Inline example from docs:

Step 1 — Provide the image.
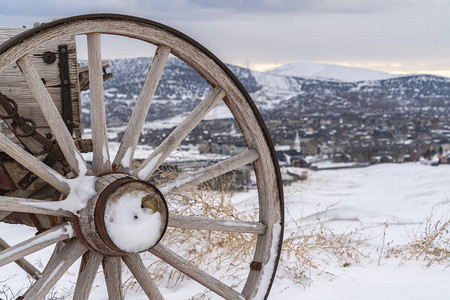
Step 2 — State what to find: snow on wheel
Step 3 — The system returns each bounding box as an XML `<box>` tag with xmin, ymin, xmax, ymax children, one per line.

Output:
<box><xmin>0</xmin><ymin>14</ymin><xmax>283</xmax><ymax>299</ymax></box>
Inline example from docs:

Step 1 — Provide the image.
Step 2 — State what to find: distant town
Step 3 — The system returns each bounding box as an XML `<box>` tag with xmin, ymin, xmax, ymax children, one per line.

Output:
<box><xmin>81</xmin><ymin>58</ymin><xmax>450</xmax><ymax>169</ymax></box>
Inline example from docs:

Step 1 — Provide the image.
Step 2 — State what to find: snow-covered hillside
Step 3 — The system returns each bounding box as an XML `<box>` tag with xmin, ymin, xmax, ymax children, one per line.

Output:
<box><xmin>267</xmin><ymin>62</ymin><xmax>396</xmax><ymax>82</ymax></box>
<box><xmin>1</xmin><ymin>163</ymin><xmax>448</xmax><ymax>299</ymax></box>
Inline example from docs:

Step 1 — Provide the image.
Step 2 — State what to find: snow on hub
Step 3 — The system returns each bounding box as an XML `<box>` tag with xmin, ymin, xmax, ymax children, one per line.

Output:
<box><xmin>75</xmin><ymin>174</ymin><xmax>169</xmax><ymax>256</ymax></box>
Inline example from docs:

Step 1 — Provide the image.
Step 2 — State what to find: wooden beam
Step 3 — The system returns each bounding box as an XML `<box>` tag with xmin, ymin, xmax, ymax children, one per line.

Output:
<box><xmin>122</xmin><ymin>253</ymin><xmax>164</xmax><ymax>300</ymax></box>
<box><xmin>16</xmin><ymin>55</ymin><xmax>88</xmax><ymax>175</ymax></box>
<box><xmin>87</xmin><ymin>33</ymin><xmax>111</xmax><ymax>173</ymax></box>
<box><xmin>150</xmin><ymin>243</ymin><xmax>245</xmax><ymax>300</ymax></box>
<box><xmin>73</xmin><ymin>251</ymin><xmax>103</xmax><ymax>300</ymax></box>
<box><xmin>0</xmin><ymin>223</ymin><xmax>73</xmax><ymax>268</ymax></box>
<box><xmin>0</xmin><ymin>196</ymin><xmax>72</xmax><ymax>217</ymax></box>
<box><xmin>168</xmin><ymin>215</ymin><xmax>266</xmax><ymax>235</ymax></box>
<box><xmin>0</xmin><ymin>133</ymin><xmax>69</xmax><ymax>194</ymax></box>
<box><xmin>0</xmin><ymin>237</ymin><xmax>41</xmax><ymax>280</ymax></box>
<box><xmin>159</xmin><ymin>148</ymin><xmax>259</xmax><ymax>195</ymax></box>
<box><xmin>22</xmin><ymin>238</ymin><xmax>87</xmax><ymax>300</ymax></box>
<box><xmin>102</xmin><ymin>256</ymin><xmax>124</xmax><ymax>300</ymax></box>
<box><xmin>113</xmin><ymin>45</ymin><xmax>170</xmax><ymax>172</ymax></box>
<box><xmin>133</xmin><ymin>87</ymin><xmax>225</xmax><ymax>180</ymax></box>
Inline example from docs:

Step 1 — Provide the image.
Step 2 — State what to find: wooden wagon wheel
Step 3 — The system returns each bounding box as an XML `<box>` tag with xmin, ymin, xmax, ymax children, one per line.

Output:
<box><xmin>0</xmin><ymin>14</ymin><xmax>283</xmax><ymax>299</ymax></box>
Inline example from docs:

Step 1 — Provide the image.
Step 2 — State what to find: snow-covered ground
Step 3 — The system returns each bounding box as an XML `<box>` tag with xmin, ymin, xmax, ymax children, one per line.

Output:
<box><xmin>0</xmin><ymin>163</ymin><xmax>449</xmax><ymax>299</ymax></box>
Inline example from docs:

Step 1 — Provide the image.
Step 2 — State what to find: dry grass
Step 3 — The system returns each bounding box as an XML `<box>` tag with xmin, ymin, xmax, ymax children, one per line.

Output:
<box><xmin>124</xmin><ymin>168</ymin><xmax>450</xmax><ymax>296</ymax></box>
<box><xmin>280</xmin><ymin>216</ymin><xmax>369</xmax><ymax>287</ymax></box>
<box><xmin>385</xmin><ymin>202</ymin><xmax>450</xmax><ymax>267</ymax></box>
<box><xmin>123</xmin><ymin>176</ymin><xmax>258</xmax><ymax>296</ymax></box>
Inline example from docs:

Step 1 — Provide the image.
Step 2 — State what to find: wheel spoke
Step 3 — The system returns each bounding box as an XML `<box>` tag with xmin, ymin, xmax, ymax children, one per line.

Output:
<box><xmin>133</xmin><ymin>87</ymin><xmax>226</xmax><ymax>180</ymax></box>
<box><xmin>87</xmin><ymin>33</ymin><xmax>111</xmax><ymax>173</ymax></box>
<box><xmin>113</xmin><ymin>45</ymin><xmax>171</xmax><ymax>172</ymax></box>
<box><xmin>150</xmin><ymin>243</ymin><xmax>245</xmax><ymax>300</ymax></box>
<box><xmin>0</xmin><ymin>211</ymin><xmax>11</xmax><ymax>222</ymax></box>
<box><xmin>102</xmin><ymin>256</ymin><xmax>123</xmax><ymax>300</ymax></box>
<box><xmin>16</xmin><ymin>55</ymin><xmax>89</xmax><ymax>176</ymax></box>
<box><xmin>22</xmin><ymin>238</ymin><xmax>87</xmax><ymax>300</ymax></box>
<box><xmin>168</xmin><ymin>215</ymin><xmax>266</xmax><ymax>235</ymax></box>
<box><xmin>122</xmin><ymin>253</ymin><xmax>164</xmax><ymax>300</ymax></box>
<box><xmin>73</xmin><ymin>251</ymin><xmax>103</xmax><ymax>300</ymax></box>
<box><xmin>0</xmin><ymin>196</ymin><xmax>72</xmax><ymax>217</ymax></box>
<box><xmin>0</xmin><ymin>237</ymin><xmax>41</xmax><ymax>280</ymax></box>
<box><xmin>159</xmin><ymin>148</ymin><xmax>259</xmax><ymax>195</ymax></box>
<box><xmin>0</xmin><ymin>133</ymin><xmax>70</xmax><ymax>194</ymax></box>
<box><xmin>0</xmin><ymin>222</ymin><xmax>74</xmax><ymax>267</ymax></box>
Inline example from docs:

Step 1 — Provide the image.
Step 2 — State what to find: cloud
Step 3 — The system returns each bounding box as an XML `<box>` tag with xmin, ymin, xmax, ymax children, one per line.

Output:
<box><xmin>0</xmin><ymin>0</ymin><xmax>415</xmax><ymax>21</ymax></box>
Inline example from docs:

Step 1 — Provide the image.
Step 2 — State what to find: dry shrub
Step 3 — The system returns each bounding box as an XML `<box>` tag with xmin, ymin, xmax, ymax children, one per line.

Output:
<box><xmin>123</xmin><ymin>176</ymin><xmax>258</xmax><ymax>296</ymax></box>
<box><xmin>385</xmin><ymin>202</ymin><xmax>450</xmax><ymax>267</ymax></box>
<box><xmin>280</xmin><ymin>216</ymin><xmax>369</xmax><ymax>287</ymax></box>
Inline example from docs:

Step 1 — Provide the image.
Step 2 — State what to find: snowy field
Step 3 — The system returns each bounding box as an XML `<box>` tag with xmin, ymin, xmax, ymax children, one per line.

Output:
<box><xmin>0</xmin><ymin>162</ymin><xmax>449</xmax><ymax>299</ymax></box>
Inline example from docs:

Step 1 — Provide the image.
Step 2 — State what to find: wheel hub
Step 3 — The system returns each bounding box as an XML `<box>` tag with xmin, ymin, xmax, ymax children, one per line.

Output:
<box><xmin>75</xmin><ymin>174</ymin><xmax>168</xmax><ymax>256</ymax></box>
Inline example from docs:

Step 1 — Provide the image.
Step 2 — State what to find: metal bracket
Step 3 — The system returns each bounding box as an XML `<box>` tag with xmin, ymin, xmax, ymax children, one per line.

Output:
<box><xmin>0</xmin><ymin>153</ymin><xmax>17</xmax><ymax>193</ymax></box>
<box><xmin>17</xmin><ymin>145</ymin><xmax>64</xmax><ymax>190</ymax></box>
<box><xmin>58</xmin><ymin>45</ymin><xmax>73</xmax><ymax>134</ymax></box>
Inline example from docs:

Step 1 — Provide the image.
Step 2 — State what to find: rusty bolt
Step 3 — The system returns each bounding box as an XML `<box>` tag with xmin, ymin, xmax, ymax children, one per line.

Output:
<box><xmin>43</xmin><ymin>51</ymin><xmax>56</xmax><ymax>64</ymax></box>
<box><xmin>250</xmin><ymin>261</ymin><xmax>262</xmax><ymax>271</ymax></box>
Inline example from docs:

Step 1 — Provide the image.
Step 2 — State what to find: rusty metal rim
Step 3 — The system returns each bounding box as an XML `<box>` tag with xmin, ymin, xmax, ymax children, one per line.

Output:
<box><xmin>0</xmin><ymin>14</ymin><xmax>284</xmax><ymax>299</ymax></box>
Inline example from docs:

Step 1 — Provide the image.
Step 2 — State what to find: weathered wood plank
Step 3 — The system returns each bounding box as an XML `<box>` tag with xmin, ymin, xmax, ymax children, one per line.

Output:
<box><xmin>16</xmin><ymin>55</ymin><xmax>87</xmax><ymax>175</ymax></box>
<box><xmin>150</xmin><ymin>243</ymin><xmax>245</xmax><ymax>300</ymax></box>
<box><xmin>122</xmin><ymin>253</ymin><xmax>164</xmax><ymax>300</ymax></box>
<box><xmin>0</xmin><ymin>196</ymin><xmax>72</xmax><ymax>217</ymax></box>
<box><xmin>102</xmin><ymin>256</ymin><xmax>123</xmax><ymax>300</ymax></box>
<box><xmin>0</xmin><ymin>28</ymin><xmax>82</xmax><ymax>138</ymax></box>
<box><xmin>113</xmin><ymin>45</ymin><xmax>170</xmax><ymax>172</ymax></box>
<box><xmin>133</xmin><ymin>87</ymin><xmax>225</xmax><ymax>180</ymax></box>
<box><xmin>0</xmin><ymin>132</ymin><xmax>70</xmax><ymax>194</ymax></box>
<box><xmin>159</xmin><ymin>148</ymin><xmax>259</xmax><ymax>195</ymax></box>
<box><xmin>0</xmin><ymin>211</ymin><xmax>11</xmax><ymax>222</ymax></box>
<box><xmin>87</xmin><ymin>33</ymin><xmax>110</xmax><ymax>173</ymax></box>
<box><xmin>0</xmin><ymin>222</ymin><xmax>73</xmax><ymax>267</ymax></box>
<box><xmin>168</xmin><ymin>215</ymin><xmax>266</xmax><ymax>235</ymax></box>
<box><xmin>73</xmin><ymin>251</ymin><xmax>103</xmax><ymax>300</ymax></box>
<box><xmin>22</xmin><ymin>238</ymin><xmax>87</xmax><ymax>300</ymax></box>
<box><xmin>0</xmin><ymin>237</ymin><xmax>41</xmax><ymax>280</ymax></box>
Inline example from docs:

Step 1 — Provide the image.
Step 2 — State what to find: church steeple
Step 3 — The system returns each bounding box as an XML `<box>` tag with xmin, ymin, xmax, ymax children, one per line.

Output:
<box><xmin>294</xmin><ymin>130</ymin><xmax>301</xmax><ymax>152</ymax></box>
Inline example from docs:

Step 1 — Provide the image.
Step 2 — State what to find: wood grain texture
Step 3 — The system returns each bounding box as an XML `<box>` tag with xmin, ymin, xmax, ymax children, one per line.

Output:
<box><xmin>0</xmin><ymin>132</ymin><xmax>70</xmax><ymax>194</ymax></box>
<box><xmin>0</xmin><ymin>28</ymin><xmax>82</xmax><ymax>138</ymax></box>
<box><xmin>0</xmin><ymin>211</ymin><xmax>11</xmax><ymax>222</ymax></box>
<box><xmin>102</xmin><ymin>256</ymin><xmax>123</xmax><ymax>300</ymax></box>
<box><xmin>0</xmin><ymin>237</ymin><xmax>41</xmax><ymax>280</ymax></box>
<box><xmin>114</xmin><ymin>45</ymin><xmax>170</xmax><ymax>172</ymax></box>
<box><xmin>0</xmin><ymin>196</ymin><xmax>72</xmax><ymax>217</ymax></box>
<box><xmin>0</xmin><ymin>222</ymin><xmax>73</xmax><ymax>267</ymax></box>
<box><xmin>168</xmin><ymin>215</ymin><xmax>266</xmax><ymax>235</ymax></box>
<box><xmin>133</xmin><ymin>87</ymin><xmax>225</xmax><ymax>180</ymax></box>
<box><xmin>16</xmin><ymin>55</ymin><xmax>87</xmax><ymax>176</ymax></box>
<box><xmin>23</xmin><ymin>238</ymin><xmax>87</xmax><ymax>300</ymax></box>
<box><xmin>87</xmin><ymin>33</ymin><xmax>111</xmax><ymax>173</ymax></box>
<box><xmin>73</xmin><ymin>251</ymin><xmax>103</xmax><ymax>300</ymax></box>
<box><xmin>159</xmin><ymin>148</ymin><xmax>259</xmax><ymax>195</ymax></box>
<box><xmin>151</xmin><ymin>243</ymin><xmax>245</xmax><ymax>300</ymax></box>
<box><xmin>122</xmin><ymin>253</ymin><xmax>164</xmax><ymax>300</ymax></box>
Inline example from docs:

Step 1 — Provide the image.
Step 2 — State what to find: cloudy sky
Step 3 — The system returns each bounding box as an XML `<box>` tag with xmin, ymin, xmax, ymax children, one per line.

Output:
<box><xmin>1</xmin><ymin>0</ymin><xmax>450</xmax><ymax>76</ymax></box>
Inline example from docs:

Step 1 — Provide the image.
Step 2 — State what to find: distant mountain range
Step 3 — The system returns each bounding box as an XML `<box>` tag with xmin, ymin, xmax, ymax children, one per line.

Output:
<box><xmin>80</xmin><ymin>58</ymin><xmax>450</xmax><ymax>126</ymax></box>
<box><xmin>266</xmin><ymin>62</ymin><xmax>397</xmax><ymax>82</ymax></box>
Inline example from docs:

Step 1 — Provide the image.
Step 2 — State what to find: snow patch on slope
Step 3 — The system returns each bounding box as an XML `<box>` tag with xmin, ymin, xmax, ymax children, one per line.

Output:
<box><xmin>267</xmin><ymin>62</ymin><xmax>397</xmax><ymax>82</ymax></box>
